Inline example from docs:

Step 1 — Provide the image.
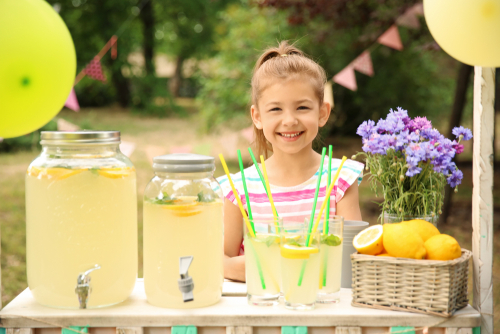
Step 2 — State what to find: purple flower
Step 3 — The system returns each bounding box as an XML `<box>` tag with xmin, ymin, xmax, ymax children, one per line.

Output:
<box><xmin>452</xmin><ymin>140</ymin><xmax>464</xmax><ymax>154</ymax></box>
<box><xmin>357</xmin><ymin>120</ymin><xmax>376</xmax><ymax>139</ymax></box>
<box><xmin>452</xmin><ymin>126</ymin><xmax>473</xmax><ymax>141</ymax></box>
<box><xmin>447</xmin><ymin>169</ymin><xmax>463</xmax><ymax>187</ymax></box>
<box><xmin>412</xmin><ymin>117</ymin><xmax>432</xmax><ymax>131</ymax></box>
<box><xmin>421</xmin><ymin>128</ymin><xmax>443</xmax><ymax>142</ymax></box>
<box><xmin>406</xmin><ymin>165</ymin><xmax>422</xmax><ymax>177</ymax></box>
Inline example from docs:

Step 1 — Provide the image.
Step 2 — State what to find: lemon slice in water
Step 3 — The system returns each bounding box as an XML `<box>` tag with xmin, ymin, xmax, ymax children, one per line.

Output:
<box><xmin>280</xmin><ymin>244</ymin><xmax>318</xmax><ymax>259</ymax></box>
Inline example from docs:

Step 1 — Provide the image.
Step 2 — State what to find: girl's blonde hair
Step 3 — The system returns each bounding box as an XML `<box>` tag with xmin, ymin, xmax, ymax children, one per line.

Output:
<box><xmin>251</xmin><ymin>41</ymin><xmax>327</xmax><ymax>158</ymax></box>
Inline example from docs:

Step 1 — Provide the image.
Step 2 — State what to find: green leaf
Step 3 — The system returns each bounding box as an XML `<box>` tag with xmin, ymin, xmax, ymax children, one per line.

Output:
<box><xmin>197</xmin><ymin>191</ymin><xmax>216</xmax><ymax>203</ymax></box>
<box><xmin>321</xmin><ymin>234</ymin><xmax>341</xmax><ymax>246</ymax></box>
<box><xmin>89</xmin><ymin>167</ymin><xmax>100</xmax><ymax>175</ymax></box>
<box><xmin>264</xmin><ymin>236</ymin><xmax>277</xmax><ymax>247</ymax></box>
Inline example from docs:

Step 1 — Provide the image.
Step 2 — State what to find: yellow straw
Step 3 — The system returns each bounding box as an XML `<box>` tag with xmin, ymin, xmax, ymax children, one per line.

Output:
<box><xmin>309</xmin><ymin>156</ymin><xmax>347</xmax><ymax>242</ymax></box>
<box><xmin>219</xmin><ymin>154</ymin><xmax>255</xmax><ymax>238</ymax></box>
<box><xmin>259</xmin><ymin>156</ymin><xmax>280</xmax><ymax>232</ymax></box>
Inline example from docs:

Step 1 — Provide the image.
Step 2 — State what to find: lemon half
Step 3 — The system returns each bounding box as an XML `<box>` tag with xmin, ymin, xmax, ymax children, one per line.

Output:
<box><xmin>353</xmin><ymin>225</ymin><xmax>384</xmax><ymax>255</ymax></box>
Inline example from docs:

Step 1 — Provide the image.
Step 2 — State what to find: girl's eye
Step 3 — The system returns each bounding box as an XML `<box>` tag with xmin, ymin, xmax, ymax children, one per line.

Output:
<box><xmin>298</xmin><ymin>106</ymin><xmax>310</xmax><ymax>110</ymax></box>
<box><xmin>269</xmin><ymin>107</ymin><xmax>281</xmax><ymax>112</ymax></box>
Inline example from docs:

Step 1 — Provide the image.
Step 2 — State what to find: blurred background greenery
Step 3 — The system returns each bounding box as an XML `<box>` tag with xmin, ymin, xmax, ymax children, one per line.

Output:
<box><xmin>0</xmin><ymin>0</ymin><xmax>498</xmax><ymax>328</ymax></box>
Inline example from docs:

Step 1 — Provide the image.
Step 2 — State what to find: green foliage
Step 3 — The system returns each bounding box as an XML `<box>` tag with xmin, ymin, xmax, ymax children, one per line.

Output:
<box><xmin>196</xmin><ymin>5</ymin><xmax>293</xmax><ymax>129</ymax></box>
<box><xmin>354</xmin><ymin>149</ymin><xmax>444</xmax><ymax>222</ymax></box>
<box><xmin>0</xmin><ymin>120</ymin><xmax>58</xmax><ymax>153</ymax></box>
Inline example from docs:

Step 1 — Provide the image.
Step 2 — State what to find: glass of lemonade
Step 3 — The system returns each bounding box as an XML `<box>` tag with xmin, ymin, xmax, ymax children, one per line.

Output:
<box><xmin>279</xmin><ymin>225</ymin><xmax>321</xmax><ymax>310</ymax></box>
<box><xmin>244</xmin><ymin>217</ymin><xmax>282</xmax><ymax>306</ymax></box>
<box><xmin>307</xmin><ymin>215</ymin><xmax>344</xmax><ymax>303</ymax></box>
<box><xmin>143</xmin><ymin>154</ymin><xmax>224</xmax><ymax>309</ymax></box>
<box><xmin>25</xmin><ymin>131</ymin><xmax>137</xmax><ymax>309</ymax></box>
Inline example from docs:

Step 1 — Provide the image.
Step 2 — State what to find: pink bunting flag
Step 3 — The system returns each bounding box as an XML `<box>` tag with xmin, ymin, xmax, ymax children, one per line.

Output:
<box><xmin>396</xmin><ymin>5</ymin><xmax>421</xmax><ymax>29</ymax></box>
<box><xmin>64</xmin><ymin>88</ymin><xmax>80</xmax><ymax>112</ymax></box>
<box><xmin>170</xmin><ymin>145</ymin><xmax>192</xmax><ymax>154</ymax></box>
<box><xmin>352</xmin><ymin>51</ymin><xmax>374</xmax><ymax>77</ymax></box>
<box><xmin>240</xmin><ymin>126</ymin><xmax>255</xmax><ymax>143</ymax></box>
<box><xmin>84</xmin><ymin>56</ymin><xmax>107</xmax><ymax>82</ymax></box>
<box><xmin>378</xmin><ymin>25</ymin><xmax>403</xmax><ymax>51</ymax></box>
<box><xmin>333</xmin><ymin>65</ymin><xmax>357</xmax><ymax>91</ymax></box>
<box><xmin>120</xmin><ymin>141</ymin><xmax>136</xmax><ymax>158</ymax></box>
<box><xmin>57</xmin><ymin>118</ymin><xmax>80</xmax><ymax>132</ymax></box>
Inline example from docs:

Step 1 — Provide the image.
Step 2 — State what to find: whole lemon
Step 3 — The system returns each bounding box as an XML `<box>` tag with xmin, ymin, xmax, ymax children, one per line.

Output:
<box><xmin>424</xmin><ymin>234</ymin><xmax>462</xmax><ymax>261</ymax></box>
<box><xmin>402</xmin><ymin>219</ymin><xmax>440</xmax><ymax>242</ymax></box>
<box><xmin>383</xmin><ymin>223</ymin><xmax>427</xmax><ymax>259</ymax></box>
<box><xmin>377</xmin><ymin>252</ymin><xmax>393</xmax><ymax>257</ymax></box>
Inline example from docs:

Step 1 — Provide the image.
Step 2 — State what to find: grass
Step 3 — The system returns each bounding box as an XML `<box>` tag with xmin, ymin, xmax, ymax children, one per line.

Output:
<box><xmin>0</xmin><ymin>107</ymin><xmax>498</xmax><ymax>331</ymax></box>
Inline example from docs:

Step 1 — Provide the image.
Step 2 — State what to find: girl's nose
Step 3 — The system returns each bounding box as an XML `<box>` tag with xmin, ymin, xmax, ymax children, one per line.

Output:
<box><xmin>282</xmin><ymin>111</ymin><xmax>299</xmax><ymax>126</ymax></box>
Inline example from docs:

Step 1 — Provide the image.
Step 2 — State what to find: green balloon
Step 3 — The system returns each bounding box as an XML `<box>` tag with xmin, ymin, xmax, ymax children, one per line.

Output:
<box><xmin>0</xmin><ymin>0</ymin><xmax>76</xmax><ymax>138</ymax></box>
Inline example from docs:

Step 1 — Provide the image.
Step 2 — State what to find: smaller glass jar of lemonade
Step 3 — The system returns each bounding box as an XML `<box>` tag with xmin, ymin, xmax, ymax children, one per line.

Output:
<box><xmin>26</xmin><ymin>131</ymin><xmax>137</xmax><ymax>309</ymax></box>
<box><xmin>143</xmin><ymin>153</ymin><xmax>223</xmax><ymax>308</ymax></box>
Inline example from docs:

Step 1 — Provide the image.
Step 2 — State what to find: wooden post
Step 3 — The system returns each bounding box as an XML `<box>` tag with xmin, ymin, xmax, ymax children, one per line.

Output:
<box><xmin>472</xmin><ymin>66</ymin><xmax>495</xmax><ymax>334</ymax></box>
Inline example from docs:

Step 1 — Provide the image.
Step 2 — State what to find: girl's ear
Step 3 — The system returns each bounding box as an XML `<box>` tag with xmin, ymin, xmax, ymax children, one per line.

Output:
<box><xmin>251</xmin><ymin>105</ymin><xmax>263</xmax><ymax>129</ymax></box>
<box><xmin>318</xmin><ymin>101</ymin><xmax>331</xmax><ymax>128</ymax></box>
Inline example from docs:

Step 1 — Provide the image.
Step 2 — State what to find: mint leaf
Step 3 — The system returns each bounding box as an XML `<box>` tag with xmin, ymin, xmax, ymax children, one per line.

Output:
<box><xmin>264</xmin><ymin>236</ymin><xmax>277</xmax><ymax>247</ymax></box>
<box><xmin>89</xmin><ymin>167</ymin><xmax>100</xmax><ymax>175</ymax></box>
<box><xmin>151</xmin><ymin>193</ymin><xmax>176</xmax><ymax>205</ymax></box>
<box><xmin>197</xmin><ymin>191</ymin><xmax>216</xmax><ymax>203</ymax></box>
<box><xmin>286</xmin><ymin>240</ymin><xmax>302</xmax><ymax>247</ymax></box>
<box><xmin>321</xmin><ymin>234</ymin><xmax>342</xmax><ymax>246</ymax></box>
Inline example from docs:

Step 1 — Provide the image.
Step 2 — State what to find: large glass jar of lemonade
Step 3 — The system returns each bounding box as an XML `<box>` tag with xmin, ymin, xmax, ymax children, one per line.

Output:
<box><xmin>143</xmin><ymin>153</ymin><xmax>223</xmax><ymax>308</ymax></box>
<box><xmin>25</xmin><ymin>131</ymin><xmax>137</xmax><ymax>309</ymax></box>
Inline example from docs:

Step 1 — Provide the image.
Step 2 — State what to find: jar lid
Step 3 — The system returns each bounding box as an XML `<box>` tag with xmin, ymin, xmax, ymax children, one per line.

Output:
<box><xmin>153</xmin><ymin>153</ymin><xmax>215</xmax><ymax>173</ymax></box>
<box><xmin>40</xmin><ymin>131</ymin><xmax>120</xmax><ymax>145</ymax></box>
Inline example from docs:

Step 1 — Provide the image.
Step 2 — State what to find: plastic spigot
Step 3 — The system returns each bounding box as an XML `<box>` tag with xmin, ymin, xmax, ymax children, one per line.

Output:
<box><xmin>178</xmin><ymin>256</ymin><xmax>194</xmax><ymax>302</ymax></box>
<box><xmin>75</xmin><ymin>264</ymin><xmax>101</xmax><ymax>309</ymax></box>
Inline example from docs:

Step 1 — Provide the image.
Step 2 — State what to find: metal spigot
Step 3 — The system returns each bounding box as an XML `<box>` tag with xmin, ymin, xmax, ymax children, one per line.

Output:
<box><xmin>178</xmin><ymin>256</ymin><xmax>194</xmax><ymax>302</ymax></box>
<box><xmin>75</xmin><ymin>264</ymin><xmax>101</xmax><ymax>309</ymax></box>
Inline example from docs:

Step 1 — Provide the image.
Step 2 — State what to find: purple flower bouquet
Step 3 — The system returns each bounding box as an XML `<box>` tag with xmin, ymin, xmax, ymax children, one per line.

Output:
<box><xmin>354</xmin><ymin>107</ymin><xmax>472</xmax><ymax>223</ymax></box>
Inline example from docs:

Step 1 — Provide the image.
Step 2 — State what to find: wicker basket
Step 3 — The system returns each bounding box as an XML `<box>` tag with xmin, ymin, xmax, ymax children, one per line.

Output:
<box><xmin>351</xmin><ymin>249</ymin><xmax>471</xmax><ymax>317</ymax></box>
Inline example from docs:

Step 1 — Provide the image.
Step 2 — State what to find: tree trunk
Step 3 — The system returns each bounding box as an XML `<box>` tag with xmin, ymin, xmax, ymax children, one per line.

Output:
<box><xmin>140</xmin><ymin>0</ymin><xmax>155</xmax><ymax>75</ymax></box>
<box><xmin>169</xmin><ymin>56</ymin><xmax>184</xmax><ymax>97</ymax></box>
<box><xmin>439</xmin><ymin>63</ymin><xmax>473</xmax><ymax>225</ymax></box>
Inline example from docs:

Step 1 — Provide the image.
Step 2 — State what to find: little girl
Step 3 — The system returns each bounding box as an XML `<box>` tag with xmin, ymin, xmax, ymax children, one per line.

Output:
<box><xmin>218</xmin><ymin>41</ymin><xmax>364</xmax><ymax>282</ymax></box>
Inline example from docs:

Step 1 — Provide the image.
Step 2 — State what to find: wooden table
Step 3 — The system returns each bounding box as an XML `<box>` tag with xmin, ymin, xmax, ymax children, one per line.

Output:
<box><xmin>0</xmin><ymin>279</ymin><xmax>480</xmax><ymax>334</ymax></box>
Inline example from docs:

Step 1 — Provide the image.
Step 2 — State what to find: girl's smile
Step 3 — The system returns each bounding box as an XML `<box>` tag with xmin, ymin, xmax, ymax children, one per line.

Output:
<box><xmin>277</xmin><ymin>131</ymin><xmax>305</xmax><ymax>141</ymax></box>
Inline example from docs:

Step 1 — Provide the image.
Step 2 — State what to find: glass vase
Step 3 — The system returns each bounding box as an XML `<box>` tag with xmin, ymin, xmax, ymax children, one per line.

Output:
<box><xmin>382</xmin><ymin>212</ymin><xmax>438</xmax><ymax>227</ymax></box>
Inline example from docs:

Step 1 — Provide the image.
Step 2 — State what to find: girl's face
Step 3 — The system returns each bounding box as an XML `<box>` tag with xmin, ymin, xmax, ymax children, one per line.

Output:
<box><xmin>251</xmin><ymin>77</ymin><xmax>330</xmax><ymax>156</ymax></box>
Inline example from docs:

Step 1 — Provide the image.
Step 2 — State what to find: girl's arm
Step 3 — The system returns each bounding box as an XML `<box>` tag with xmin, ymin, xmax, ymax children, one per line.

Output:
<box><xmin>223</xmin><ymin>198</ymin><xmax>246</xmax><ymax>282</ymax></box>
<box><xmin>336</xmin><ymin>182</ymin><xmax>363</xmax><ymax>221</ymax></box>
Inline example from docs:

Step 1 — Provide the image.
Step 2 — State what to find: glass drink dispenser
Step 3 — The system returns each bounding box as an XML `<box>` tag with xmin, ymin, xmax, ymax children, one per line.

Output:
<box><xmin>143</xmin><ymin>153</ymin><xmax>224</xmax><ymax>308</ymax></box>
<box><xmin>25</xmin><ymin>131</ymin><xmax>138</xmax><ymax>309</ymax></box>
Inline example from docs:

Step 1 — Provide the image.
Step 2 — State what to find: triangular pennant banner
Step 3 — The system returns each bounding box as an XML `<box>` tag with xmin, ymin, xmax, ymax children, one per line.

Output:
<box><xmin>352</xmin><ymin>51</ymin><xmax>374</xmax><ymax>77</ymax></box>
<box><xmin>120</xmin><ymin>141</ymin><xmax>136</xmax><ymax>158</ymax></box>
<box><xmin>333</xmin><ymin>66</ymin><xmax>357</xmax><ymax>91</ymax></box>
<box><xmin>64</xmin><ymin>88</ymin><xmax>80</xmax><ymax>112</ymax></box>
<box><xmin>57</xmin><ymin>118</ymin><xmax>80</xmax><ymax>132</ymax></box>
<box><xmin>240</xmin><ymin>126</ymin><xmax>255</xmax><ymax>143</ymax></box>
<box><xmin>396</xmin><ymin>5</ymin><xmax>421</xmax><ymax>29</ymax></box>
<box><xmin>110</xmin><ymin>35</ymin><xmax>118</xmax><ymax>59</ymax></box>
<box><xmin>84</xmin><ymin>57</ymin><xmax>107</xmax><ymax>82</ymax></box>
<box><xmin>377</xmin><ymin>25</ymin><xmax>403</xmax><ymax>51</ymax></box>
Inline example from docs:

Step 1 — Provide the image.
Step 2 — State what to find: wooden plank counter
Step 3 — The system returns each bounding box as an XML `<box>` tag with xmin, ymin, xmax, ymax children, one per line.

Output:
<box><xmin>0</xmin><ymin>279</ymin><xmax>480</xmax><ymax>330</ymax></box>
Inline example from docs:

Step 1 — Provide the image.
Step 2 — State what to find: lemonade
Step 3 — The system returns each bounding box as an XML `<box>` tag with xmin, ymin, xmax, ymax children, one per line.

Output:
<box><xmin>143</xmin><ymin>198</ymin><xmax>223</xmax><ymax>309</ymax></box>
<box><xmin>26</xmin><ymin>166</ymin><xmax>137</xmax><ymax>309</ymax></box>
<box><xmin>317</xmin><ymin>240</ymin><xmax>343</xmax><ymax>302</ymax></box>
<box><xmin>244</xmin><ymin>233</ymin><xmax>281</xmax><ymax>305</ymax></box>
<box><xmin>280</xmin><ymin>230</ymin><xmax>321</xmax><ymax>310</ymax></box>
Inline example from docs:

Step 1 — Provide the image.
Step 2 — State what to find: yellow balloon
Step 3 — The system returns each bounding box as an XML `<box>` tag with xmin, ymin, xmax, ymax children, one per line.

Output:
<box><xmin>424</xmin><ymin>0</ymin><xmax>500</xmax><ymax>67</ymax></box>
<box><xmin>0</xmin><ymin>0</ymin><xmax>76</xmax><ymax>138</ymax></box>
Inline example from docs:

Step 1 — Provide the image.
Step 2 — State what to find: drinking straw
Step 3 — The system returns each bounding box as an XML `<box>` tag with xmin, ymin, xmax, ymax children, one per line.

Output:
<box><xmin>324</xmin><ymin>145</ymin><xmax>333</xmax><ymax>235</ymax></box>
<box><xmin>219</xmin><ymin>154</ymin><xmax>255</xmax><ymax>237</ymax></box>
<box><xmin>237</xmin><ymin>150</ymin><xmax>253</xmax><ymax>221</ymax></box>
<box><xmin>309</xmin><ymin>156</ymin><xmax>348</xmax><ymax>240</ymax></box>
<box><xmin>305</xmin><ymin>147</ymin><xmax>327</xmax><ymax>246</ymax></box>
<box><xmin>298</xmin><ymin>147</ymin><xmax>326</xmax><ymax>287</ymax></box>
<box><xmin>260</xmin><ymin>155</ymin><xmax>280</xmax><ymax>233</ymax></box>
<box><xmin>219</xmin><ymin>154</ymin><xmax>266</xmax><ymax>290</ymax></box>
<box><xmin>247</xmin><ymin>148</ymin><xmax>279</xmax><ymax>218</ymax></box>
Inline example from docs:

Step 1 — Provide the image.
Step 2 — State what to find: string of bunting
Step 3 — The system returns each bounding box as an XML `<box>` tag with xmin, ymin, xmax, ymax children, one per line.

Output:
<box><xmin>64</xmin><ymin>0</ymin><xmax>151</xmax><ymax>111</ymax></box>
<box><xmin>332</xmin><ymin>3</ymin><xmax>424</xmax><ymax>91</ymax></box>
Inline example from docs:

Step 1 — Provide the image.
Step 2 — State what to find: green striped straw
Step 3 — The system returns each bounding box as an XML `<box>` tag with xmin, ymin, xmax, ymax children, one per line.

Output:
<box><xmin>237</xmin><ymin>150</ymin><xmax>253</xmax><ymax>222</ymax></box>
<box><xmin>298</xmin><ymin>147</ymin><xmax>327</xmax><ymax>287</ymax></box>
<box><xmin>247</xmin><ymin>148</ymin><xmax>279</xmax><ymax>218</ymax></box>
